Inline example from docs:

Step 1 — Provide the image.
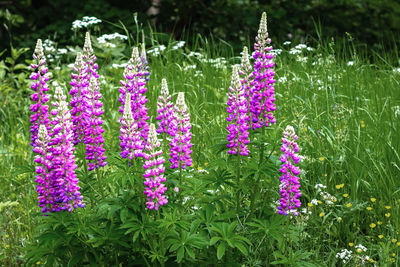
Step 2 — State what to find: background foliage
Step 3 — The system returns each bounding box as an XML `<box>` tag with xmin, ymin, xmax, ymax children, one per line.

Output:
<box><xmin>1</xmin><ymin>0</ymin><xmax>400</xmax><ymax>56</ymax></box>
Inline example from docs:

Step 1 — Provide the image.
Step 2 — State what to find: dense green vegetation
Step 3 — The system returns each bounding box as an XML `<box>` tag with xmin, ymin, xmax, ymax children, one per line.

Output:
<box><xmin>1</xmin><ymin>15</ymin><xmax>400</xmax><ymax>266</ymax></box>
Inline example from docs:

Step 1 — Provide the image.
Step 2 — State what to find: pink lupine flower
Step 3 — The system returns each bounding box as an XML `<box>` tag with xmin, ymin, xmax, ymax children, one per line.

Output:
<box><xmin>169</xmin><ymin>92</ymin><xmax>193</xmax><ymax>169</ymax></box>
<box><xmin>156</xmin><ymin>78</ymin><xmax>174</xmax><ymax>135</ymax></box>
<box><xmin>143</xmin><ymin>124</ymin><xmax>168</xmax><ymax>210</ymax></box>
<box><xmin>239</xmin><ymin>46</ymin><xmax>252</xmax><ymax>99</ymax></box>
<box><xmin>49</xmin><ymin>87</ymin><xmax>85</xmax><ymax>213</ymax></box>
<box><xmin>30</xmin><ymin>39</ymin><xmax>50</xmax><ymax>147</ymax></box>
<box><xmin>69</xmin><ymin>52</ymin><xmax>88</xmax><ymax>145</ymax></box>
<box><xmin>83</xmin><ymin>77</ymin><xmax>107</xmax><ymax>171</ymax></box>
<box><xmin>226</xmin><ymin>66</ymin><xmax>250</xmax><ymax>155</ymax></box>
<box><xmin>249</xmin><ymin>12</ymin><xmax>276</xmax><ymax>129</ymax></box>
<box><xmin>33</xmin><ymin>124</ymin><xmax>57</xmax><ymax>214</ymax></box>
<box><xmin>120</xmin><ymin>93</ymin><xmax>142</xmax><ymax>160</ymax></box>
<box><xmin>277</xmin><ymin>126</ymin><xmax>301</xmax><ymax>216</ymax></box>
<box><xmin>118</xmin><ymin>47</ymin><xmax>149</xmax><ymax>158</ymax></box>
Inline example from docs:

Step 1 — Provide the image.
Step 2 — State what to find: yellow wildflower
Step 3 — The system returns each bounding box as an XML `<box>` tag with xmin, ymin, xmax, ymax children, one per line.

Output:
<box><xmin>335</xmin><ymin>184</ymin><xmax>344</xmax><ymax>189</ymax></box>
<box><xmin>5</xmin><ymin>244</ymin><xmax>9</xmax><ymax>248</ymax></box>
<box><xmin>369</xmin><ymin>223</ymin><xmax>376</xmax><ymax>228</ymax></box>
<box><xmin>343</xmin><ymin>193</ymin><xmax>349</xmax><ymax>198</ymax></box>
<box><xmin>378</xmin><ymin>235</ymin><xmax>384</xmax><ymax>239</ymax></box>
<box><xmin>370</xmin><ymin>198</ymin><xmax>376</xmax><ymax>202</ymax></box>
<box><xmin>317</xmin><ymin>200</ymin><xmax>322</xmax><ymax>204</ymax></box>
<box><xmin>346</xmin><ymin>203</ymin><xmax>352</xmax><ymax>208</ymax></box>
<box><xmin>319</xmin><ymin>212</ymin><xmax>325</xmax><ymax>217</ymax></box>
<box><xmin>319</xmin><ymin>157</ymin><xmax>325</xmax><ymax>161</ymax></box>
<box><xmin>392</xmin><ymin>238</ymin><xmax>397</xmax><ymax>243</ymax></box>
<box><xmin>197</xmin><ymin>166</ymin><xmax>203</xmax><ymax>171</ymax></box>
<box><xmin>385</xmin><ymin>206</ymin><xmax>391</xmax><ymax>210</ymax></box>
<box><xmin>348</xmin><ymin>243</ymin><xmax>354</xmax><ymax>247</ymax></box>
<box><xmin>392</xmin><ymin>253</ymin><xmax>396</xmax><ymax>257</ymax></box>
<box><xmin>369</xmin><ymin>258</ymin><xmax>375</xmax><ymax>263</ymax></box>
<box><xmin>366</xmin><ymin>207</ymin><xmax>372</xmax><ymax>211</ymax></box>
<box><xmin>204</xmin><ymin>162</ymin><xmax>208</xmax><ymax>166</ymax></box>
<box><xmin>338</xmin><ymin>217</ymin><xmax>342</xmax><ymax>222</ymax></box>
<box><xmin>377</xmin><ymin>221</ymin><xmax>382</xmax><ymax>225</ymax></box>
<box><xmin>307</xmin><ymin>203</ymin><xmax>313</xmax><ymax>207</ymax></box>
<box><xmin>397</xmin><ymin>242</ymin><xmax>400</xmax><ymax>246</ymax></box>
<box><xmin>356</xmin><ymin>248</ymin><xmax>362</xmax><ymax>253</ymax></box>
<box><xmin>385</xmin><ymin>213</ymin><xmax>391</xmax><ymax>218</ymax></box>
<box><xmin>36</xmin><ymin>262</ymin><xmax>41</xmax><ymax>265</ymax></box>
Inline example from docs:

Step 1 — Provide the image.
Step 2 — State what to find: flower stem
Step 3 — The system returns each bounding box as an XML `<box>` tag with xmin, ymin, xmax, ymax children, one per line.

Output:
<box><xmin>236</xmin><ymin>152</ymin><xmax>241</xmax><ymax>215</ymax></box>
<box><xmin>249</xmin><ymin>126</ymin><xmax>265</xmax><ymax>218</ymax></box>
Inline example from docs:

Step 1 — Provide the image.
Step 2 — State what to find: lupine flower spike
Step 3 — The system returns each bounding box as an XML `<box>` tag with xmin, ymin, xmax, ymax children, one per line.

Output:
<box><xmin>84</xmin><ymin>77</ymin><xmax>107</xmax><ymax>171</ymax></box>
<box><xmin>120</xmin><ymin>93</ymin><xmax>141</xmax><ymax>161</ymax></box>
<box><xmin>278</xmin><ymin>126</ymin><xmax>302</xmax><ymax>216</ymax></box>
<box><xmin>239</xmin><ymin>46</ymin><xmax>252</xmax><ymax>100</ymax></box>
<box><xmin>227</xmin><ymin>66</ymin><xmax>250</xmax><ymax>155</ymax></box>
<box><xmin>131</xmin><ymin>47</ymin><xmax>150</xmax><ymax>143</ymax></box>
<box><xmin>143</xmin><ymin>123</ymin><xmax>168</xmax><ymax>210</ymax></box>
<box><xmin>156</xmin><ymin>78</ymin><xmax>174</xmax><ymax>136</ymax></box>
<box><xmin>169</xmin><ymin>92</ymin><xmax>193</xmax><ymax>169</ymax></box>
<box><xmin>69</xmin><ymin>52</ymin><xmax>88</xmax><ymax>144</ymax></box>
<box><xmin>118</xmin><ymin>47</ymin><xmax>149</xmax><ymax>158</ymax></box>
<box><xmin>249</xmin><ymin>12</ymin><xmax>276</xmax><ymax>129</ymax></box>
<box><xmin>33</xmin><ymin>125</ymin><xmax>54</xmax><ymax>213</ymax></box>
<box><xmin>140</xmin><ymin>43</ymin><xmax>151</xmax><ymax>80</ymax></box>
<box><xmin>30</xmin><ymin>39</ymin><xmax>50</xmax><ymax>147</ymax></box>
<box><xmin>49</xmin><ymin>86</ymin><xmax>85</xmax><ymax>213</ymax></box>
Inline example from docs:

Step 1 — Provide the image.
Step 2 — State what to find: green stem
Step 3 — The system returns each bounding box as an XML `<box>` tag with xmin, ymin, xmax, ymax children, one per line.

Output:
<box><xmin>249</xmin><ymin>126</ymin><xmax>266</xmax><ymax>218</ymax></box>
<box><xmin>96</xmin><ymin>167</ymin><xmax>104</xmax><ymax>198</ymax></box>
<box><xmin>236</xmin><ymin>153</ymin><xmax>241</xmax><ymax>215</ymax></box>
<box><xmin>142</xmin><ymin>253</ymin><xmax>151</xmax><ymax>267</ymax></box>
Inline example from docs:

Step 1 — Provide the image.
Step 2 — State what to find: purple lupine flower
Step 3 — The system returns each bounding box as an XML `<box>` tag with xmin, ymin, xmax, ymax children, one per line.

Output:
<box><xmin>118</xmin><ymin>47</ymin><xmax>149</xmax><ymax>158</ymax></box>
<box><xmin>156</xmin><ymin>78</ymin><xmax>174</xmax><ymax>135</ymax></box>
<box><xmin>239</xmin><ymin>46</ymin><xmax>252</xmax><ymax>100</ymax></box>
<box><xmin>83</xmin><ymin>77</ymin><xmax>107</xmax><ymax>171</ymax></box>
<box><xmin>33</xmin><ymin>124</ymin><xmax>57</xmax><ymax>214</ymax></box>
<box><xmin>30</xmin><ymin>39</ymin><xmax>50</xmax><ymax>147</ymax></box>
<box><xmin>169</xmin><ymin>92</ymin><xmax>193</xmax><ymax>169</ymax></box>
<box><xmin>277</xmin><ymin>126</ymin><xmax>301</xmax><ymax>216</ymax></box>
<box><xmin>249</xmin><ymin>12</ymin><xmax>276</xmax><ymax>129</ymax></box>
<box><xmin>227</xmin><ymin>66</ymin><xmax>250</xmax><ymax>156</ymax></box>
<box><xmin>120</xmin><ymin>93</ymin><xmax>142</xmax><ymax>160</ymax></box>
<box><xmin>143</xmin><ymin>123</ymin><xmax>168</xmax><ymax>210</ymax></box>
<box><xmin>140</xmin><ymin>44</ymin><xmax>151</xmax><ymax>81</ymax></box>
<box><xmin>69</xmin><ymin>52</ymin><xmax>88</xmax><ymax>145</ymax></box>
<box><xmin>49</xmin><ymin>86</ymin><xmax>85</xmax><ymax>212</ymax></box>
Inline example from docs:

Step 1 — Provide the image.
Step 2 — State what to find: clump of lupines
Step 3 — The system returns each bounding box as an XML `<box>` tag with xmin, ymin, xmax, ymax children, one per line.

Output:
<box><xmin>118</xmin><ymin>47</ymin><xmax>149</xmax><ymax>157</ymax></box>
<box><xmin>30</xmin><ymin>39</ymin><xmax>50</xmax><ymax>147</ymax></box>
<box><xmin>143</xmin><ymin>123</ymin><xmax>168</xmax><ymax>210</ymax></box>
<box><xmin>227</xmin><ymin>66</ymin><xmax>250</xmax><ymax>155</ymax></box>
<box><xmin>156</xmin><ymin>78</ymin><xmax>174</xmax><ymax>135</ymax></box>
<box><xmin>169</xmin><ymin>92</ymin><xmax>193</xmax><ymax>169</ymax></box>
<box><xmin>277</xmin><ymin>126</ymin><xmax>301</xmax><ymax>216</ymax></box>
<box><xmin>49</xmin><ymin>87</ymin><xmax>85</xmax><ymax>213</ymax></box>
<box><xmin>83</xmin><ymin>77</ymin><xmax>107</xmax><ymax>171</ymax></box>
<box><xmin>120</xmin><ymin>93</ymin><xmax>141</xmax><ymax>160</ymax></box>
<box><xmin>69</xmin><ymin>52</ymin><xmax>88</xmax><ymax>145</ymax></box>
<box><xmin>249</xmin><ymin>12</ymin><xmax>276</xmax><ymax>129</ymax></box>
<box><xmin>239</xmin><ymin>46</ymin><xmax>252</xmax><ymax>100</ymax></box>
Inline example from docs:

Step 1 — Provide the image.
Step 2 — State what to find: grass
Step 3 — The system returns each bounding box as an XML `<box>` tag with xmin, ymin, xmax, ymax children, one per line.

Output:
<box><xmin>0</xmin><ymin>30</ymin><xmax>400</xmax><ymax>266</ymax></box>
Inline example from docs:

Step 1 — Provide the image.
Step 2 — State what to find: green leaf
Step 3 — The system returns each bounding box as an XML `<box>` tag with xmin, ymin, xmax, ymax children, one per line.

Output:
<box><xmin>210</xmin><ymin>236</ymin><xmax>221</xmax><ymax>245</ymax></box>
<box><xmin>217</xmin><ymin>242</ymin><xmax>226</xmax><ymax>260</ymax></box>
<box><xmin>234</xmin><ymin>242</ymin><xmax>248</xmax><ymax>256</ymax></box>
<box><xmin>185</xmin><ymin>247</ymin><xmax>195</xmax><ymax>259</ymax></box>
<box><xmin>177</xmin><ymin>246</ymin><xmax>185</xmax><ymax>263</ymax></box>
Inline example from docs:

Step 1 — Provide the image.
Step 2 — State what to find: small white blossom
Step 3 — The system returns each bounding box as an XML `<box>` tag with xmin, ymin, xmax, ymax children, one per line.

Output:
<box><xmin>283</xmin><ymin>41</ymin><xmax>291</xmax><ymax>45</ymax></box>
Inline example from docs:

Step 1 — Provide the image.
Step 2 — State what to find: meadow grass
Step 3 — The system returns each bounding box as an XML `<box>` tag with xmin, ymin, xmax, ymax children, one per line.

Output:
<box><xmin>0</xmin><ymin>32</ymin><xmax>400</xmax><ymax>265</ymax></box>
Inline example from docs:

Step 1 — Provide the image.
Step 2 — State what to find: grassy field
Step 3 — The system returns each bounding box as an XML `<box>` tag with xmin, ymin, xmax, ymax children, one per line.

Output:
<box><xmin>1</xmin><ymin>29</ymin><xmax>400</xmax><ymax>266</ymax></box>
